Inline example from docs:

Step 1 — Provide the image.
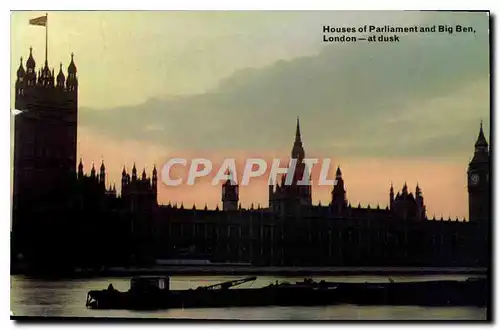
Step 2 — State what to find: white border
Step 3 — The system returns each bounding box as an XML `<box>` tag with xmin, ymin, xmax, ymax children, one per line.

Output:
<box><xmin>3</xmin><ymin>1</ymin><xmax>497</xmax><ymax>329</ymax></box>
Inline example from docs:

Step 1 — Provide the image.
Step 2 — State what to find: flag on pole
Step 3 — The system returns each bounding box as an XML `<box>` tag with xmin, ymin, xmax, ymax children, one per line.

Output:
<box><xmin>29</xmin><ymin>15</ymin><xmax>47</xmax><ymax>26</ymax></box>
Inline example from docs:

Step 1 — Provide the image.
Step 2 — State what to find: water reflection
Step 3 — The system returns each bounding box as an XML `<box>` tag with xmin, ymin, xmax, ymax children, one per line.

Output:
<box><xmin>11</xmin><ymin>275</ymin><xmax>487</xmax><ymax>320</ymax></box>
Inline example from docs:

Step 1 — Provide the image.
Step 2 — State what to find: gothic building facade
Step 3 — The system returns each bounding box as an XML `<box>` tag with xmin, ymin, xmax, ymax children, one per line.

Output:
<box><xmin>269</xmin><ymin>118</ymin><xmax>312</xmax><ymax>215</ymax></box>
<box><xmin>265</xmin><ymin>118</ymin><xmax>427</xmax><ymax>222</ymax></box>
<box><xmin>13</xmin><ymin>48</ymin><xmax>78</xmax><ymax>213</ymax></box>
<box><xmin>11</xmin><ymin>47</ymin><xmax>491</xmax><ymax>272</ymax></box>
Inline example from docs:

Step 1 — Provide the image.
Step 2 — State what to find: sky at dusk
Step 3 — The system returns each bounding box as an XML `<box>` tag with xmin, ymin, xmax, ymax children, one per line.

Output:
<box><xmin>10</xmin><ymin>11</ymin><xmax>490</xmax><ymax>218</ymax></box>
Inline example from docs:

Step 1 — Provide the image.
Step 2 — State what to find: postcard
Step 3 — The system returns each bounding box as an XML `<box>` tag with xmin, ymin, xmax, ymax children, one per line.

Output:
<box><xmin>10</xmin><ymin>10</ymin><xmax>490</xmax><ymax>321</ymax></box>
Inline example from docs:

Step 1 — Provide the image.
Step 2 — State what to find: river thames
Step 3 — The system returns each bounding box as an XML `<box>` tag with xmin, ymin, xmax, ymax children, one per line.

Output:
<box><xmin>10</xmin><ymin>274</ymin><xmax>487</xmax><ymax>320</ymax></box>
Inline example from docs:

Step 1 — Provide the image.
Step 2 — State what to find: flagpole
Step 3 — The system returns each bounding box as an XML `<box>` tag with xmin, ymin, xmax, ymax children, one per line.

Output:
<box><xmin>45</xmin><ymin>13</ymin><xmax>48</xmax><ymax>65</ymax></box>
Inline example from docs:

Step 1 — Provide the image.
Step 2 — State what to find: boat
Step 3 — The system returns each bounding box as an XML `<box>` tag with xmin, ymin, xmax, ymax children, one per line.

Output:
<box><xmin>85</xmin><ymin>276</ymin><xmax>488</xmax><ymax>310</ymax></box>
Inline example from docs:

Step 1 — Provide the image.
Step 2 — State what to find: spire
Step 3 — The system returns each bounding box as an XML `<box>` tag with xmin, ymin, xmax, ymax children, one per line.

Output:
<box><xmin>78</xmin><ymin>158</ymin><xmax>84</xmax><ymax>177</ymax></box>
<box><xmin>142</xmin><ymin>168</ymin><xmax>147</xmax><ymax>180</ymax></box>
<box><xmin>122</xmin><ymin>166</ymin><xmax>127</xmax><ymax>176</ymax></box>
<box><xmin>336</xmin><ymin>166</ymin><xmax>342</xmax><ymax>177</ymax></box>
<box><xmin>475</xmin><ymin>120</ymin><xmax>488</xmax><ymax>148</ymax></box>
<box><xmin>100</xmin><ymin>160</ymin><xmax>105</xmax><ymax>171</ymax></box>
<box><xmin>132</xmin><ymin>163</ymin><xmax>137</xmax><ymax>180</ymax></box>
<box><xmin>152</xmin><ymin>164</ymin><xmax>158</xmax><ymax>186</ymax></box>
<box><xmin>291</xmin><ymin>117</ymin><xmax>305</xmax><ymax>160</ymax></box>
<box><xmin>68</xmin><ymin>52</ymin><xmax>77</xmax><ymax>74</ymax></box>
<box><xmin>17</xmin><ymin>57</ymin><xmax>26</xmax><ymax>78</ymax></box>
<box><xmin>66</xmin><ymin>52</ymin><xmax>78</xmax><ymax>91</ymax></box>
<box><xmin>295</xmin><ymin>116</ymin><xmax>302</xmax><ymax>144</ymax></box>
<box><xmin>90</xmin><ymin>162</ymin><xmax>96</xmax><ymax>177</ymax></box>
<box><xmin>56</xmin><ymin>62</ymin><xmax>65</xmax><ymax>87</ymax></box>
<box><xmin>26</xmin><ymin>47</ymin><xmax>35</xmax><ymax>70</ymax></box>
<box><xmin>402</xmin><ymin>182</ymin><xmax>408</xmax><ymax>195</ymax></box>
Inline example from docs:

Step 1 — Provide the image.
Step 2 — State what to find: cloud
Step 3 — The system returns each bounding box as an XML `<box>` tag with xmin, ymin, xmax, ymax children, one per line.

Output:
<box><xmin>78</xmin><ymin>11</ymin><xmax>489</xmax><ymax>160</ymax></box>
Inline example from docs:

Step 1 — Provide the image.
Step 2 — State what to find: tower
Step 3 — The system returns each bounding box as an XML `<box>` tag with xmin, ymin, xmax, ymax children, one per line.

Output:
<box><xmin>389</xmin><ymin>182</ymin><xmax>394</xmax><ymax>210</ymax></box>
<box><xmin>467</xmin><ymin>122</ymin><xmax>490</xmax><ymax>223</ymax></box>
<box><xmin>289</xmin><ymin>117</ymin><xmax>311</xmax><ymax>207</ymax></box>
<box><xmin>132</xmin><ymin>163</ymin><xmax>137</xmax><ymax>181</ymax></box>
<box><xmin>268</xmin><ymin>182</ymin><xmax>275</xmax><ymax>211</ymax></box>
<box><xmin>415</xmin><ymin>183</ymin><xmax>426</xmax><ymax>221</ymax></box>
<box><xmin>78</xmin><ymin>158</ymin><xmax>84</xmax><ymax>179</ymax></box>
<box><xmin>99</xmin><ymin>161</ymin><xmax>106</xmax><ymax>186</ymax></box>
<box><xmin>152</xmin><ymin>165</ymin><xmax>158</xmax><ymax>206</ymax></box>
<box><xmin>331</xmin><ymin>166</ymin><xmax>347</xmax><ymax>214</ymax></box>
<box><xmin>13</xmin><ymin>48</ymin><xmax>78</xmax><ymax>212</ymax></box>
<box><xmin>270</xmin><ymin>117</ymin><xmax>312</xmax><ymax>215</ymax></box>
<box><xmin>121</xmin><ymin>164</ymin><xmax>157</xmax><ymax>212</ymax></box>
<box><xmin>222</xmin><ymin>170</ymin><xmax>239</xmax><ymax>211</ymax></box>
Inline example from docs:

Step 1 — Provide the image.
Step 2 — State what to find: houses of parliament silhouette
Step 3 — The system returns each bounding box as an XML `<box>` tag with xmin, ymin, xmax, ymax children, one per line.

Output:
<box><xmin>11</xmin><ymin>47</ymin><xmax>490</xmax><ymax>274</ymax></box>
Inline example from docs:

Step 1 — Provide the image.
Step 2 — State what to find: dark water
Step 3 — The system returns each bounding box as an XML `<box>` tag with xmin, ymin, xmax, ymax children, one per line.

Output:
<box><xmin>10</xmin><ymin>274</ymin><xmax>487</xmax><ymax>320</ymax></box>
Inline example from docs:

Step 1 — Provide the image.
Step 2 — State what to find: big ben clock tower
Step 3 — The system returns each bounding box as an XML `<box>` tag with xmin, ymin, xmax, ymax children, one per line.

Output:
<box><xmin>467</xmin><ymin>121</ymin><xmax>490</xmax><ymax>223</ymax></box>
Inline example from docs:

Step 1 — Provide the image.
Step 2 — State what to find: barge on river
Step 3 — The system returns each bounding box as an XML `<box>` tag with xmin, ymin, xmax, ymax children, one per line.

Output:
<box><xmin>85</xmin><ymin>276</ymin><xmax>487</xmax><ymax>310</ymax></box>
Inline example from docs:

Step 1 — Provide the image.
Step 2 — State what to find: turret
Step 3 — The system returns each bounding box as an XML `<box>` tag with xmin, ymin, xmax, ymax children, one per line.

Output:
<box><xmin>415</xmin><ymin>183</ymin><xmax>425</xmax><ymax>221</ymax></box>
<box><xmin>152</xmin><ymin>165</ymin><xmax>158</xmax><ymax>188</ymax></box>
<box><xmin>78</xmin><ymin>158</ymin><xmax>84</xmax><ymax>179</ymax></box>
<box><xmin>99</xmin><ymin>161</ymin><xmax>106</xmax><ymax>185</ymax></box>
<box><xmin>90</xmin><ymin>162</ymin><xmax>96</xmax><ymax>178</ymax></box>
<box><xmin>56</xmin><ymin>62</ymin><xmax>65</xmax><ymax>88</ymax></box>
<box><xmin>331</xmin><ymin>166</ymin><xmax>347</xmax><ymax>214</ymax></box>
<box><xmin>121</xmin><ymin>166</ymin><xmax>127</xmax><ymax>187</ymax></box>
<box><xmin>389</xmin><ymin>182</ymin><xmax>394</xmax><ymax>210</ymax></box>
<box><xmin>66</xmin><ymin>53</ymin><xmax>78</xmax><ymax>92</ymax></box>
<box><xmin>402</xmin><ymin>182</ymin><xmax>408</xmax><ymax>196</ymax></box>
<box><xmin>38</xmin><ymin>59</ymin><xmax>53</xmax><ymax>88</ymax></box>
<box><xmin>268</xmin><ymin>182</ymin><xmax>274</xmax><ymax>211</ymax></box>
<box><xmin>15</xmin><ymin>57</ymin><xmax>26</xmax><ymax>96</ymax></box>
<box><xmin>152</xmin><ymin>164</ymin><xmax>158</xmax><ymax>205</ymax></box>
<box><xmin>25</xmin><ymin>47</ymin><xmax>36</xmax><ymax>86</ymax></box>
<box><xmin>222</xmin><ymin>169</ymin><xmax>239</xmax><ymax>211</ymax></box>
<box><xmin>132</xmin><ymin>163</ymin><xmax>137</xmax><ymax>181</ymax></box>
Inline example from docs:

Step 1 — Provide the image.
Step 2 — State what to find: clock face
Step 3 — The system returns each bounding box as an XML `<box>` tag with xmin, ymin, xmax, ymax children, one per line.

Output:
<box><xmin>470</xmin><ymin>173</ymin><xmax>480</xmax><ymax>185</ymax></box>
